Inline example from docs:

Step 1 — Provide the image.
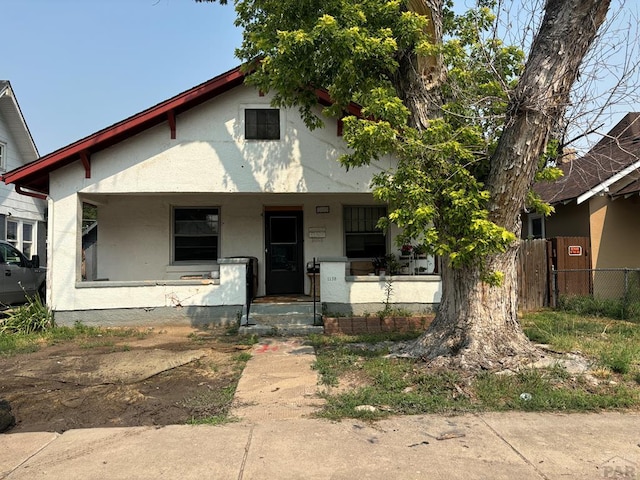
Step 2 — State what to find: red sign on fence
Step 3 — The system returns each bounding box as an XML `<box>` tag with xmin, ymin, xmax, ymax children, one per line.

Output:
<box><xmin>568</xmin><ymin>245</ymin><xmax>582</xmax><ymax>256</ymax></box>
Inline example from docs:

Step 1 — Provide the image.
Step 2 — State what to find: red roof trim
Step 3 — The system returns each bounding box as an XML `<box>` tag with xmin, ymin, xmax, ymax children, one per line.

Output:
<box><xmin>314</xmin><ymin>89</ymin><xmax>362</xmax><ymax>117</ymax></box>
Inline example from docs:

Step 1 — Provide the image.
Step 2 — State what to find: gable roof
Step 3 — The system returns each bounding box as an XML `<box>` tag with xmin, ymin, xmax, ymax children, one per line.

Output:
<box><xmin>1</xmin><ymin>66</ymin><xmax>247</xmax><ymax>195</ymax></box>
<box><xmin>0</xmin><ymin>81</ymin><xmax>39</xmax><ymax>163</ymax></box>
<box><xmin>535</xmin><ymin>112</ymin><xmax>640</xmax><ymax>205</ymax></box>
<box><xmin>2</xmin><ymin>66</ymin><xmax>362</xmax><ymax>197</ymax></box>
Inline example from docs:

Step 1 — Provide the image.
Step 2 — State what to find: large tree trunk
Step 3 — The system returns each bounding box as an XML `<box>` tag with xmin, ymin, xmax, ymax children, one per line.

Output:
<box><xmin>404</xmin><ymin>0</ymin><xmax>611</xmax><ymax>369</ymax></box>
<box><xmin>407</xmin><ymin>245</ymin><xmax>536</xmax><ymax>370</ymax></box>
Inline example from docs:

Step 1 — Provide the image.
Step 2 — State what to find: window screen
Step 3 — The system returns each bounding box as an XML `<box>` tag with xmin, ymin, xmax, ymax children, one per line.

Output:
<box><xmin>245</xmin><ymin>109</ymin><xmax>280</xmax><ymax>140</ymax></box>
<box><xmin>344</xmin><ymin>206</ymin><xmax>387</xmax><ymax>258</ymax></box>
<box><xmin>174</xmin><ymin>208</ymin><xmax>219</xmax><ymax>261</ymax></box>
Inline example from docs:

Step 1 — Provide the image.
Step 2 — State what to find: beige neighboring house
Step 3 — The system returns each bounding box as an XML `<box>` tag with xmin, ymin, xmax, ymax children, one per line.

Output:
<box><xmin>0</xmin><ymin>81</ymin><xmax>46</xmax><ymax>261</ymax></box>
<box><xmin>525</xmin><ymin>112</ymin><xmax>640</xmax><ymax>271</ymax></box>
<box><xmin>2</xmin><ymin>67</ymin><xmax>441</xmax><ymax>326</ymax></box>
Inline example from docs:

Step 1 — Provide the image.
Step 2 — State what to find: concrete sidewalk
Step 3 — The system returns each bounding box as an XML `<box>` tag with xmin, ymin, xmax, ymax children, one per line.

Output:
<box><xmin>1</xmin><ymin>339</ymin><xmax>639</xmax><ymax>479</ymax></box>
<box><xmin>1</xmin><ymin>413</ymin><xmax>639</xmax><ymax>479</ymax></box>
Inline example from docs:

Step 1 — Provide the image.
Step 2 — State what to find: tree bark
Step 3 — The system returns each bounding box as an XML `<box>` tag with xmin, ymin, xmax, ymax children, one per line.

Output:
<box><xmin>403</xmin><ymin>0</ymin><xmax>611</xmax><ymax>369</ymax></box>
<box><xmin>394</xmin><ymin>0</ymin><xmax>444</xmax><ymax>130</ymax></box>
<box><xmin>408</xmin><ymin>249</ymin><xmax>536</xmax><ymax>370</ymax></box>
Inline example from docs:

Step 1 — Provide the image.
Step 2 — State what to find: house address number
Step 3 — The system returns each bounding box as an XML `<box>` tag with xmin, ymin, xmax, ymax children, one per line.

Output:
<box><xmin>327</xmin><ymin>276</ymin><xmax>337</xmax><ymax>281</ymax></box>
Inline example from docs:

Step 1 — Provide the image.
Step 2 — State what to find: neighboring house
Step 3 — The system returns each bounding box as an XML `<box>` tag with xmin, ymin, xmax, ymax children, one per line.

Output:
<box><xmin>525</xmin><ymin>112</ymin><xmax>640</xmax><ymax>269</ymax></box>
<box><xmin>0</xmin><ymin>81</ymin><xmax>46</xmax><ymax>262</ymax></box>
<box><xmin>2</xmin><ymin>67</ymin><xmax>440</xmax><ymax>325</ymax></box>
<box><xmin>524</xmin><ymin>113</ymin><xmax>640</xmax><ymax>297</ymax></box>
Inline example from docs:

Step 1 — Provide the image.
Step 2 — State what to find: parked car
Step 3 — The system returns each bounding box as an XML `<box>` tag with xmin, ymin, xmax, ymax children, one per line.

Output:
<box><xmin>0</xmin><ymin>240</ymin><xmax>46</xmax><ymax>306</ymax></box>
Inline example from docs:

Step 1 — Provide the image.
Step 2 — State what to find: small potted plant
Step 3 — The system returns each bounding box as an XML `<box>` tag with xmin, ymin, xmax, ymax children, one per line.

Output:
<box><xmin>413</xmin><ymin>244</ymin><xmax>427</xmax><ymax>258</ymax></box>
<box><xmin>372</xmin><ymin>257</ymin><xmax>387</xmax><ymax>276</ymax></box>
<box><xmin>400</xmin><ymin>244</ymin><xmax>413</xmax><ymax>259</ymax></box>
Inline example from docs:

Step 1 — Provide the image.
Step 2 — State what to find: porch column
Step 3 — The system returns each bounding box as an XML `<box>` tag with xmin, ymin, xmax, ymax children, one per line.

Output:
<box><xmin>318</xmin><ymin>257</ymin><xmax>349</xmax><ymax>304</ymax></box>
<box><xmin>218</xmin><ymin>257</ymin><xmax>253</xmax><ymax>305</ymax></box>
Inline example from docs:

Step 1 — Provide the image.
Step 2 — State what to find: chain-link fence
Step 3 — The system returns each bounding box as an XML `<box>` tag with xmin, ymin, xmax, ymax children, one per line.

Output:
<box><xmin>551</xmin><ymin>268</ymin><xmax>640</xmax><ymax>320</ymax></box>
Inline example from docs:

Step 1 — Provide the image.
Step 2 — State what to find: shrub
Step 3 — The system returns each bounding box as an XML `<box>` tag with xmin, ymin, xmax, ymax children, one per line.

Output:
<box><xmin>0</xmin><ymin>295</ymin><xmax>54</xmax><ymax>335</ymax></box>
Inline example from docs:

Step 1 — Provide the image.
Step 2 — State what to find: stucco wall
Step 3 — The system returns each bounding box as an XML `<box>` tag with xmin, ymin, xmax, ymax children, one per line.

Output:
<box><xmin>51</xmin><ymin>256</ymin><xmax>248</xmax><ymax>313</ymax></box>
<box><xmin>542</xmin><ymin>202</ymin><xmax>590</xmax><ymax>238</ymax></box>
<box><xmin>319</xmin><ymin>258</ymin><xmax>441</xmax><ymax>316</ymax></box>
<box><xmin>589</xmin><ymin>195</ymin><xmax>640</xmax><ymax>269</ymax></box>
<box><xmin>46</xmin><ymin>85</ymin><xmax>409</xmax><ymax>313</ymax></box>
<box><xmin>90</xmin><ymin>192</ymin><xmax>386</xmax><ymax>287</ymax></box>
<box><xmin>51</xmin><ymin>85</ymin><xmax>389</xmax><ymax>198</ymax></box>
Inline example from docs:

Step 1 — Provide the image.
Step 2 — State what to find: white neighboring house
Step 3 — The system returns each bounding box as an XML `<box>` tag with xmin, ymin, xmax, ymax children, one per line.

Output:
<box><xmin>2</xmin><ymin>67</ymin><xmax>441</xmax><ymax>326</ymax></box>
<box><xmin>0</xmin><ymin>81</ymin><xmax>46</xmax><ymax>262</ymax></box>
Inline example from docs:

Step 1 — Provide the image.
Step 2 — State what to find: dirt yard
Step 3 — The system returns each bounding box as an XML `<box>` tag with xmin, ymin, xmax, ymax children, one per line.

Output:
<box><xmin>0</xmin><ymin>327</ymin><xmax>252</xmax><ymax>433</ymax></box>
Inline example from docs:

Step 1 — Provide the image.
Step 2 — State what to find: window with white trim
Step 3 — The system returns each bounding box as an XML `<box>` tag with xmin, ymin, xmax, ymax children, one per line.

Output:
<box><xmin>344</xmin><ymin>206</ymin><xmax>387</xmax><ymax>258</ymax></box>
<box><xmin>173</xmin><ymin>207</ymin><xmax>220</xmax><ymax>262</ymax></box>
<box><xmin>0</xmin><ymin>142</ymin><xmax>6</xmax><ymax>171</ymax></box>
<box><xmin>528</xmin><ymin>214</ymin><xmax>545</xmax><ymax>239</ymax></box>
<box><xmin>6</xmin><ymin>219</ymin><xmax>36</xmax><ymax>258</ymax></box>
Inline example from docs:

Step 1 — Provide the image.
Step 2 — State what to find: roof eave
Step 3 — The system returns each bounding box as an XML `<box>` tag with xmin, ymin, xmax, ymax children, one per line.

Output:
<box><xmin>576</xmin><ymin>158</ymin><xmax>640</xmax><ymax>204</ymax></box>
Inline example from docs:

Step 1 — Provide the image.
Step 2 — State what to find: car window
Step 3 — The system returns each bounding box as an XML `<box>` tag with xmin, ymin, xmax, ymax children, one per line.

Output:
<box><xmin>0</xmin><ymin>244</ymin><xmax>24</xmax><ymax>266</ymax></box>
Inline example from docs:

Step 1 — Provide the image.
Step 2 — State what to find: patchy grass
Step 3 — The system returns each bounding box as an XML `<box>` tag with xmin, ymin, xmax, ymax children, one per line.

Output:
<box><xmin>186</xmin><ymin>350</ymin><xmax>252</xmax><ymax>425</ymax></box>
<box><xmin>308</xmin><ymin>332</ymin><xmax>421</xmax><ymax>388</ymax></box>
<box><xmin>184</xmin><ymin>385</ymin><xmax>239</xmax><ymax>426</ymax></box>
<box><xmin>475</xmin><ymin>369</ymin><xmax>636</xmax><ymax>411</ymax></box>
<box><xmin>310</xmin><ymin>312</ymin><xmax>640</xmax><ymax>420</ymax></box>
<box><xmin>523</xmin><ymin>310</ymin><xmax>640</xmax><ymax>375</ymax></box>
<box><xmin>556</xmin><ymin>295</ymin><xmax>629</xmax><ymax>320</ymax></box>
<box><xmin>0</xmin><ymin>321</ymin><xmax>147</xmax><ymax>356</ymax></box>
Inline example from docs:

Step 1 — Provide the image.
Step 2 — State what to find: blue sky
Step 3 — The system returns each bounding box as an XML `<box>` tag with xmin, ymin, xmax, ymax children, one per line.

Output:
<box><xmin>4</xmin><ymin>0</ymin><xmax>639</xmax><ymax>157</ymax></box>
<box><xmin>5</xmin><ymin>0</ymin><xmax>243</xmax><ymax>155</ymax></box>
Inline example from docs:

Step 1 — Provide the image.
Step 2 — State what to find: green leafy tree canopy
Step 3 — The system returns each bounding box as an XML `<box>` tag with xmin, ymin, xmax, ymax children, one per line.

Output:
<box><xmin>199</xmin><ymin>0</ymin><xmax>561</xmax><ymax>281</ymax></box>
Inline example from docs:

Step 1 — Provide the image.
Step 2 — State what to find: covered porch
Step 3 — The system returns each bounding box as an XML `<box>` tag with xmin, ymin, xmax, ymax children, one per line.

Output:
<box><xmin>51</xmin><ymin>191</ymin><xmax>441</xmax><ymax>326</ymax></box>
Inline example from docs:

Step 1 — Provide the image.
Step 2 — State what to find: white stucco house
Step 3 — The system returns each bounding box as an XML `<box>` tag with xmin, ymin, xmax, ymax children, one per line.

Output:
<box><xmin>0</xmin><ymin>81</ymin><xmax>46</xmax><ymax>262</ymax></box>
<box><xmin>2</xmin><ymin>67</ymin><xmax>441</xmax><ymax>326</ymax></box>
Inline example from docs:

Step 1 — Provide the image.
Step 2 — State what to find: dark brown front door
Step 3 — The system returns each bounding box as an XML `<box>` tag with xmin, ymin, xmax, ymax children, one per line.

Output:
<box><xmin>265</xmin><ymin>210</ymin><xmax>304</xmax><ymax>295</ymax></box>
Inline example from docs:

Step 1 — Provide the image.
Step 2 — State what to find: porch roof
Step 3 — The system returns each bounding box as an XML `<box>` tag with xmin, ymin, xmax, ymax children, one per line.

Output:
<box><xmin>2</xmin><ymin>66</ymin><xmax>362</xmax><ymax>197</ymax></box>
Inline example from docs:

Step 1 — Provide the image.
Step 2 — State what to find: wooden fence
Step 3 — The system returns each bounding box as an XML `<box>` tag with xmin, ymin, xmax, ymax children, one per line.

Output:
<box><xmin>517</xmin><ymin>239</ymin><xmax>549</xmax><ymax>311</ymax></box>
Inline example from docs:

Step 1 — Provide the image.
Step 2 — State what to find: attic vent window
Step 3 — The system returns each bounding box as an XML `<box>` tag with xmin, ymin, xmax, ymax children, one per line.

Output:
<box><xmin>245</xmin><ymin>109</ymin><xmax>280</xmax><ymax>140</ymax></box>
